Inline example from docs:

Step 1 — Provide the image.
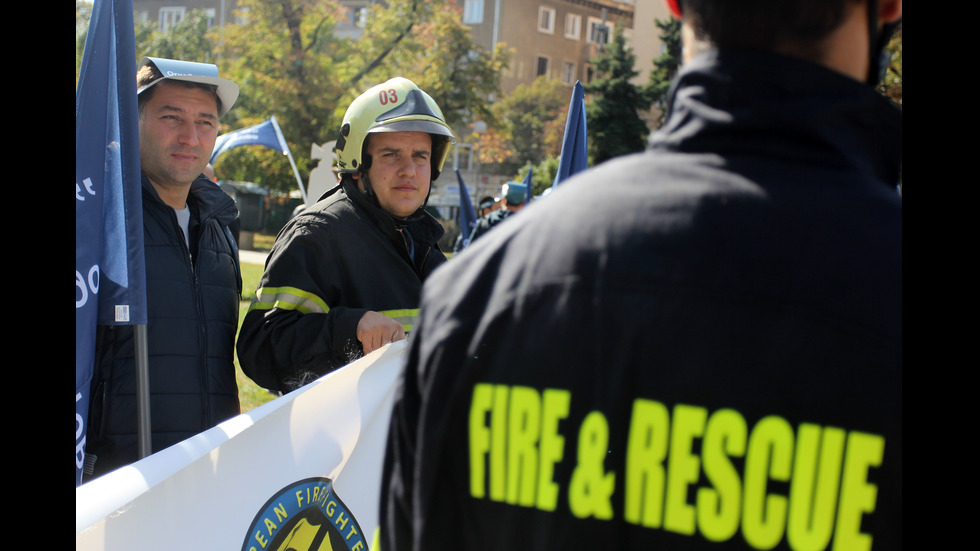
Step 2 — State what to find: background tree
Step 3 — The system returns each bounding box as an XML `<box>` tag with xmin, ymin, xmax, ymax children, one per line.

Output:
<box><xmin>340</xmin><ymin>0</ymin><xmax>427</xmax><ymax>92</ymax></box>
<box><xmin>76</xmin><ymin>0</ymin><xmax>93</xmax><ymax>82</ymax></box>
<box><xmin>877</xmin><ymin>22</ymin><xmax>902</xmax><ymax>191</ymax></box>
<box><xmin>517</xmin><ymin>156</ymin><xmax>559</xmax><ymax>198</ymax></box>
<box><xmin>341</xmin><ymin>0</ymin><xmax>507</xmax><ymax>129</ymax></box>
<box><xmin>479</xmin><ymin>76</ymin><xmax>569</xmax><ymax>176</ymax></box>
<box><xmin>585</xmin><ymin>28</ymin><xmax>652</xmax><ymax>165</ymax></box>
<box><xmin>137</xmin><ymin>9</ymin><xmax>217</xmax><ymax>64</ymax></box>
<box><xmin>646</xmin><ymin>17</ymin><xmax>681</xmax><ymax>127</ymax></box>
<box><xmin>214</xmin><ymin>0</ymin><xmax>349</xmax><ymax>194</ymax></box>
<box><xmin>877</xmin><ymin>22</ymin><xmax>902</xmax><ymax>110</ymax></box>
<box><xmin>208</xmin><ymin>0</ymin><xmax>504</xmax><ymax>195</ymax></box>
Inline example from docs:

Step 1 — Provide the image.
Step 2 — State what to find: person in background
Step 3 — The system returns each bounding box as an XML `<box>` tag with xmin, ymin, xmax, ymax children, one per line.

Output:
<box><xmin>379</xmin><ymin>0</ymin><xmax>902</xmax><ymax>548</ymax></box>
<box><xmin>466</xmin><ymin>181</ymin><xmax>527</xmax><ymax>244</ymax></box>
<box><xmin>237</xmin><ymin>77</ymin><xmax>455</xmax><ymax>393</ymax></box>
<box><xmin>477</xmin><ymin>195</ymin><xmax>498</xmax><ymax>218</ymax></box>
<box><xmin>452</xmin><ymin>195</ymin><xmax>499</xmax><ymax>253</ymax></box>
<box><xmin>85</xmin><ymin>57</ymin><xmax>243</xmax><ymax>480</ymax></box>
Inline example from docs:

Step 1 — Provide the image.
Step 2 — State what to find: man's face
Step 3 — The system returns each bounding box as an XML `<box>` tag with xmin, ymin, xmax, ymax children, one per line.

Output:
<box><xmin>139</xmin><ymin>81</ymin><xmax>219</xmax><ymax>193</ymax></box>
<box><xmin>357</xmin><ymin>131</ymin><xmax>432</xmax><ymax>218</ymax></box>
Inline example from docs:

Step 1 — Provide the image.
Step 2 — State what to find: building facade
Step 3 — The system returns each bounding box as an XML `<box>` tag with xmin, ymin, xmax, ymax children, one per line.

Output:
<box><xmin>456</xmin><ymin>0</ymin><xmax>642</xmax><ymax>95</ymax></box>
<box><xmin>132</xmin><ymin>0</ymin><xmax>378</xmax><ymax>38</ymax></box>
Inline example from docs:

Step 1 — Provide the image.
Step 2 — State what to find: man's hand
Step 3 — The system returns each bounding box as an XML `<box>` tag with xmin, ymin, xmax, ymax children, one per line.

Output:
<box><xmin>356</xmin><ymin>311</ymin><xmax>406</xmax><ymax>355</ymax></box>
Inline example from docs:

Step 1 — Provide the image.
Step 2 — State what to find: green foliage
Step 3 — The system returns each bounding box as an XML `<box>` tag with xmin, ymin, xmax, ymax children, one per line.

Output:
<box><xmin>99</xmin><ymin>0</ymin><xmax>506</xmax><ymax>197</ymax></box>
<box><xmin>647</xmin><ymin>17</ymin><xmax>681</xmax><ymax>127</ymax></box>
<box><xmin>137</xmin><ymin>10</ymin><xmax>217</xmax><ymax>63</ymax></box>
<box><xmin>343</xmin><ymin>0</ymin><xmax>508</xmax><ymax>129</ymax></box>
<box><xmin>237</xmin><ymin>260</ymin><xmax>276</xmax><ymax>411</ymax></box>
<box><xmin>214</xmin><ymin>0</ymin><xmax>350</xmax><ymax>194</ymax></box>
<box><xmin>517</xmin><ymin>156</ymin><xmax>560</xmax><ymax>198</ymax></box>
<box><xmin>75</xmin><ymin>0</ymin><xmax>92</xmax><ymax>82</ymax></box>
<box><xmin>585</xmin><ymin>28</ymin><xmax>652</xmax><ymax>165</ymax></box>
<box><xmin>876</xmin><ymin>22</ymin><xmax>902</xmax><ymax>110</ymax></box>
<box><xmin>484</xmin><ymin>77</ymin><xmax>569</xmax><ymax>175</ymax></box>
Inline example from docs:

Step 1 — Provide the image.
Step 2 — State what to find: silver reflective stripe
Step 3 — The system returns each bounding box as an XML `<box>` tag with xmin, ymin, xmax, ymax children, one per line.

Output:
<box><xmin>248</xmin><ymin>286</ymin><xmax>330</xmax><ymax>315</ymax></box>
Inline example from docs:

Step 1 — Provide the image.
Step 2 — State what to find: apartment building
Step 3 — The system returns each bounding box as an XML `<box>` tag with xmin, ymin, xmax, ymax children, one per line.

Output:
<box><xmin>132</xmin><ymin>0</ymin><xmax>377</xmax><ymax>38</ymax></box>
<box><xmin>458</xmin><ymin>0</ymin><xmax>640</xmax><ymax>95</ymax></box>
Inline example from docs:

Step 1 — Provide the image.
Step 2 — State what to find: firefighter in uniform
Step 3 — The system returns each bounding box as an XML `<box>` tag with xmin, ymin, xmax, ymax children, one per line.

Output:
<box><xmin>379</xmin><ymin>0</ymin><xmax>903</xmax><ymax>549</ymax></box>
<box><xmin>237</xmin><ymin>77</ymin><xmax>455</xmax><ymax>393</ymax></box>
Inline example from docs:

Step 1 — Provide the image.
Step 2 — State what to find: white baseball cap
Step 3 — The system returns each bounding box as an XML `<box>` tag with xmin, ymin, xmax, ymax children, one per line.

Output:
<box><xmin>137</xmin><ymin>57</ymin><xmax>239</xmax><ymax>116</ymax></box>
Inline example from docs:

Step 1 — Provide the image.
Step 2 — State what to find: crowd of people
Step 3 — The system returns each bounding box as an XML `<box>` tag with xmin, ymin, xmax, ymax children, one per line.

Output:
<box><xmin>83</xmin><ymin>0</ymin><xmax>901</xmax><ymax>548</ymax></box>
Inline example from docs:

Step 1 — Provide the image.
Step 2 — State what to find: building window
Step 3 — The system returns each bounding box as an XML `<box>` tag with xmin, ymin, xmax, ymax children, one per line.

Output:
<box><xmin>159</xmin><ymin>6</ymin><xmax>186</xmax><ymax>31</ymax></box>
<box><xmin>564</xmin><ymin>13</ymin><xmax>581</xmax><ymax>40</ymax></box>
<box><xmin>587</xmin><ymin>16</ymin><xmax>613</xmax><ymax>44</ymax></box>
<box><xmin>585</xmin><ymin>63</ymin><xmax>596</xmax><ymax>83</ymax></box>
<box><xmin>561</xmin><ymin>61</ymin><xmax>576</xmax><ymax>84</ymax></box>
<box><xmin>454</xmin><ymin>144</ymin><xmax>474</xmax><ymax>171</ymax></box>
<box><xmin>340</xmin><ymin>4</ymin><xmax>368</xmax><ymax>28</ymax></box>
<box><xmin>538</xmin><ymin>6</ymin><xmax>555</xmax><ymax>34</ymax></box>
<box><xmin>463</xmin><ymin>0</ymin><xmax>484</xmax><ymax>24</ymax></box>
<box><xmin>536</xmin><ymin>55</ymin><xmax>551</xmax><ymax>78</ymax></box>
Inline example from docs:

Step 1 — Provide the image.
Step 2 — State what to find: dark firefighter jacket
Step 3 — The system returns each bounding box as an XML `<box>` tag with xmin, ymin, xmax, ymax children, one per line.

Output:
<box><xmin>380</xmin><ymin>48</ymin><xmax>902</xmax><ymax>550</ymax></box>
<box><xmin>237</xmin><ymin>179</ymin><xmax>446</xmax><ymax>393</ymax></box>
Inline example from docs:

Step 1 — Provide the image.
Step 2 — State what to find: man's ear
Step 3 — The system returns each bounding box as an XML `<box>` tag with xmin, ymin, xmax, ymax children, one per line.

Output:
<box><xmin>666</xmin><ymin>0</ymin><xmax>682</xmax><ymax>19</ymax></box>
<box><xmin>880</xmin><ymin>0</ymin><xmax>902</xmax><ymax>23</ymax></box>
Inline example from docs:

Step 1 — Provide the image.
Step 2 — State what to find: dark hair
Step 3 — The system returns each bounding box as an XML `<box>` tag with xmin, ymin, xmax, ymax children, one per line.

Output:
<box><xmin>682</xmin><ymin>0</ymin><xmax>858</xmax><ymax>53</ymax></box>
<box><xmin>136</xmin><ymin>63</ymin><xmax>222</xmax><ymax>117</ymax></box>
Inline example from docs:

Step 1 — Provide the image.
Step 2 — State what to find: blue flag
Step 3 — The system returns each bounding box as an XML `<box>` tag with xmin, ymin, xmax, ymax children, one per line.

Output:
<box><xmin>522</xmin><ymin>167</ymin><xmax>534</xmax><ymax>205</ymax></box>
<box><xmin>455</xmin><ymin>169</ymin><xmax>477</xmax><ymax>250</ymax></box>
<box><xmin>210</xmin><ymin>117</ymin><xmax>288</xmax><ymax>165</ymax></box>
<box><xmin>210</xmin><ymin>116</ymin><xmax>310</xmax><ymax>203</ymax></box>
<box><xmin>553</xmin><ymin>81</ymin><xmax>588</xmax><ymax>188</ymax></box>
<box><xmin>75</xmin><ymin>0</ymin><xmax>146</xmax><ymax>486</ymax></box>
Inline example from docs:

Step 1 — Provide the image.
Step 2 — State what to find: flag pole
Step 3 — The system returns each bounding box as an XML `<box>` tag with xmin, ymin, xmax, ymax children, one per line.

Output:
<box><xmin>135</xmin><ymin>325</ymin><xmax>152</xmax><ymax>458</ymax></box>
<box><xmin>271</xmin><ymin>116</ymin><xmax>308</xmax><ymax>204</ymax></box>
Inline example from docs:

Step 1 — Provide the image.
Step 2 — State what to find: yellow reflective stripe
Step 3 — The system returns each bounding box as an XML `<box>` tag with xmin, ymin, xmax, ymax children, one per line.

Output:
<box><xmin>380</xmin><ymin>308</ymin><xmax>419</xmax><ymax>332</ymax></box>
<box><xmin>248</xmin><ymin>286</ymin><xmax>330</xmax><ymax>315</ymax></box>
<box><xmin>248</xmin><ymin>291</ymin><xmax>418</xmax><ymax>330</ymax></box>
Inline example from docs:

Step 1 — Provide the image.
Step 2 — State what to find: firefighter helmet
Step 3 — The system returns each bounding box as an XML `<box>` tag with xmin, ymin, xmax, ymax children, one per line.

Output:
<box><xmin>335</xmin><ymin>77</ymin><xmax>456</xmax><ymax>180</ymax></box>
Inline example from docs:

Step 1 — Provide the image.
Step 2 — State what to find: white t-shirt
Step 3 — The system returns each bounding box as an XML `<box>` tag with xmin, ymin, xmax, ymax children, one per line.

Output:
<box><xmin>174</xmin><ymin>204</ymin><xmax>191</xmax><ymax>250</ymax></box>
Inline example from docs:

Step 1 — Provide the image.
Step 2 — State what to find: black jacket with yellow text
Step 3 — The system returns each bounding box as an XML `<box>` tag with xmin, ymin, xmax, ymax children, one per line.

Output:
<box><xmin>237</xmin><ymin>179</ymin><xmax>446</xmax><ymax>393</ymax></box>
<box><xmin>381</xmin><ymin>49</ymin><xmax>902</xmax><ymax>550</ymax></box>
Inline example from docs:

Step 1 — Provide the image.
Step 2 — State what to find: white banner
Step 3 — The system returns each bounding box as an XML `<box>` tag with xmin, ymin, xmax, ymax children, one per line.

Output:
<box><xmin>76</xmin><ymin>341</ymin><xmax>406</xmax><ymax>551</ymax></box>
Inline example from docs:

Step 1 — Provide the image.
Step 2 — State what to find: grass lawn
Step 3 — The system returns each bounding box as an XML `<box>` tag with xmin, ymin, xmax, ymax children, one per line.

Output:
<box><xmin>235</xmin><ymin>238</ymin><xmax>278</xmax><ymax>412</ymax></box>
<box><xmin>233</xmin><ymin>232</ymin><xmax>450</xmax><ymax>412</ymax></box>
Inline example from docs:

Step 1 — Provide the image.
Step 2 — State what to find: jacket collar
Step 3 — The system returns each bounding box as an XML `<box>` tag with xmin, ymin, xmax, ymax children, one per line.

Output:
<box><xmin>653</xmin><ymin>48</ymin><xmax>902</xmax><ymax>187</ymax></box>
<box><xmin>141</xmin><ymin>171</ymin><xmax>238</xmax><ymax>225</ymax></box>
<box><xmin>342</xmin><ymin>178</ymin><xmax>445</xmax><ymax>246</ymax></box>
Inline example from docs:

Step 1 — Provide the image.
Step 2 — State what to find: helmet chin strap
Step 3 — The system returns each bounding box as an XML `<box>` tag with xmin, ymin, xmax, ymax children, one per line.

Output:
<box><xmin>353</xmin><ymin>170</ymin><xmax>431</xmax><ymax>225</ymax></box>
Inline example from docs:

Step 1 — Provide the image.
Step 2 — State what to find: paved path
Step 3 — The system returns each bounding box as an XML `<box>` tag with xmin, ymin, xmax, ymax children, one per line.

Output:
<box><xmin>239</xmin><ymin>249</ymin><xmax>269</xmax><ymax>266</ymax></box>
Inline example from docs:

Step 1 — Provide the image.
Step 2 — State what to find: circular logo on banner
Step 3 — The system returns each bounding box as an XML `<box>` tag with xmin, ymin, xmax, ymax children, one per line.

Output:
<box><xmin>242</xmin><ymin>477</ymin><xmax>367</xmax><ymax>551</ymax></box>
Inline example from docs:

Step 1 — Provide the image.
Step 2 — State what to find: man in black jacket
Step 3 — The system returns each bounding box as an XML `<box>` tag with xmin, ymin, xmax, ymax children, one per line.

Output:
<box><xmin>380</xmin><ymin>1</ymin><xmax>902</xmax><ymax>549</ymax></box>
<box><xmin>237</xmin><ymin>77</ymin><xmax>455</xmax><ymax>393</ymax></box>
<box><xmin>85</xmin><ymin>58</ymin><xmax>242</xmax><ymax>481</ymax></box>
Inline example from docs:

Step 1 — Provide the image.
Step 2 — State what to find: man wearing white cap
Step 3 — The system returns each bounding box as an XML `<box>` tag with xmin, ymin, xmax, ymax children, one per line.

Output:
<box><xmin>84</xmin><ymin>58</ymin><xmax>243</xmax><ymax>481</ymax></box>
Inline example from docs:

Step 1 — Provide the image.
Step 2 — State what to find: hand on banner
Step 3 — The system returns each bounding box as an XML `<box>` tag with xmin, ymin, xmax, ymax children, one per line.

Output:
<box><xmin>357</xmin><ymin>311</ymin><xmax>406</xmax><ymax>354</ymax></box>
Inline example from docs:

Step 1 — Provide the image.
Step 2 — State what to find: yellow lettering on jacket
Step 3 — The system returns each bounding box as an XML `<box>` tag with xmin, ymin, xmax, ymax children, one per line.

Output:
<box><xmin>467</xmin><ymin>384</ymin><xmax>888</xmax><ymax>550</ymax></box>
<box><xmin>469</xmin><ymin>384</ymin><xmax>570</xmax><ymax>510</ymax></box>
